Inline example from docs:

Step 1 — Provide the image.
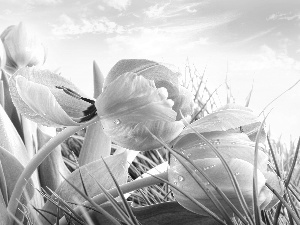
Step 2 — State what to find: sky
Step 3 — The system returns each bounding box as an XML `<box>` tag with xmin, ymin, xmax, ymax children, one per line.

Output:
<box><xmin>1</xmin><ymin>0</ymin><xmax>300</xmax><ymax>144</ymax></box>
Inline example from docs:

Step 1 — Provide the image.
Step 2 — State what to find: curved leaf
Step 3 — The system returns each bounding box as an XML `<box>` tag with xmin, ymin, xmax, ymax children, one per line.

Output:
<box><xmin>169</xmin><ymin>158</ymin><xmax>266</xmax><ymax>217</ymax></box>
<box><xmin>83</xmin><ymin>201</ymin><xmax>218</xmax><ymax>225</ymax></box>
<box><xmin>0</xmin><ymin>103</ymin><xmax>28</xmax><ymax>167</ymax></box>
<box><xmin>37</xmin><ymin>125</ymin><xmax>71</xmax><ymax>195</ymax></box>
<box><xmin>181</xmin><ymin>104</ymin><xmax>260</xmax><ymax>136</ymax></box>
<box><xmin>0</xmin><ymin>146</ymin><xmax>34</xmax><ymax>201</ymax></box>
<box><xmin>40</xmin><ymin>150</ymin><xmax>128</xmax><ymax>224</ymax></box>
<box><xmin>173</xmin><ymin>132</ymin><xmax>268</xmax><ymax>172</ymax></box>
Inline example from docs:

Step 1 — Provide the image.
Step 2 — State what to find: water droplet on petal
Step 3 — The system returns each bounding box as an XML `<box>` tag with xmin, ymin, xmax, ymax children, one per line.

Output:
<box><xmin>114</xmin><ymin>119</ymin><xmax>121</xmax><ymax>125</ymax></box>
<box><xmin>178</xmin><ymin>176</ymin><xmax>184</xmax><ymax>181</ymax></box>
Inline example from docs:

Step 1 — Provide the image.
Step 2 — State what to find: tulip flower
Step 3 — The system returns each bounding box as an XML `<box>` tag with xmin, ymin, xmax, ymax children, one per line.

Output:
<box><xmin>0</xmin><ymin>22</ymin><xmax>46</xmax><ymax>74</ymax></box>
<box><xmin>9</xmin><ymin>59</ymin><xmax>194</xmax><ymax>151</ymax></box>
<box><xmin>95</xmin><ymin>59</ymin><xmax>194</xmax><ymax>151</ymax></box>
<box><xmin>168</xmin><ymin>130</ymin><xmax>283</xmax><ymax>218</ymax></box>
<box><xmin>9</xmin><ymin>66</ymin><xmax>94</xmax><ymax>127</ymax></box>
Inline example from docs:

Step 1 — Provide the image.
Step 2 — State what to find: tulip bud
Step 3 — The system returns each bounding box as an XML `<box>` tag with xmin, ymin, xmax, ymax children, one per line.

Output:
<box><xmin>168</xmin><ymin>131</ymin><xmax>282</xmax><ymax>218</ymax></box>
<box><xmin>1</xmin><ymin>22</ymin><xmax>46</xmax><ymax>74</ymax></box>
<box><xmin>96</xmin><ymin>59</ymin><xmax>194</xmax><ymax>151</ymax></box>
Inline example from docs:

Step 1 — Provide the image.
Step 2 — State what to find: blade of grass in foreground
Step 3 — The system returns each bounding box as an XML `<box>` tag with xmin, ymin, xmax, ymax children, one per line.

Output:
<box><xmin>59</xmin><ymin>173</ymin><xmax>122</xmax><ymax>225</ymax></box>
<box><xmin>253</xmin><ymin>114</ymin><xmax>269</xmax><ymax>225</ymax></box>
<box><xmin>272</xmin><ymin>137</ymin><xmax>300</xmax><ymax>225</ymax></box>
<box><xmin>102</xmin><ymin>158</ymin><xmax>140</xmax><ymax>225</ymax></box>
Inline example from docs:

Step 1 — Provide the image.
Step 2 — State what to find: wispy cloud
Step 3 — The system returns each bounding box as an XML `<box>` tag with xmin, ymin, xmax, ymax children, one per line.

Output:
<box><xmin>102</xmin><ymin>0</ymin><xmax>131</xmax><ymax>11</ymax></box>
<box><xmin>51</xmin><ymin>14</ymin><xmax>125</xmax><ymax>37</ymax></box>
<box><xmin>267</xmin><ymin>12</ymin><xmax>300</xmax><ymax>21</ymax></box>
<box><xmin>26</xmin><ymin>0</ymin><xmax>62</xmax><ymax>5</ymax></box>
<box><xmin>144</xmin><ymin>2</ymin><xmax>203</xmax><ymax>19</ymax></box>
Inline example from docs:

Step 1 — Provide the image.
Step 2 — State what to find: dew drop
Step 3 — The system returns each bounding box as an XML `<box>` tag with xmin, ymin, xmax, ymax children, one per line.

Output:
<box><xmin>178</xmin><ymin>176</ymin><xmax>184</xmax><ymax>182</ymax></box>
<box><xmin>186</xmin><ymin>153</ymin><xmax>192</xmax><ymax>158</ymax></box>
<box><xmin>174</xmin><ymin>158</ymin><xmax>177</xmax><ymax>162</ymax></box>
<box><xmin>174</xmin><ymin>181</ymin><xmax>178</xmax><ymax>186</ymax></box>
<box><xmin>181</xmin><ymin>150</ymin><xmax>186</xmax><ymax>155</ymax></box>
<box><xmin>194</xmin><ymin>169</ymin><xmax>198</xmax><ymax>173</ymax></box>
<box><xmin>235</xmin><ymin>172</ymin><xmax>240</xmax><ymax>176</ymax></box>
<box><xmin>203</xmin><ymin>167</ymin><xmax>209</xmax><ymax>171</ymax></box>
<box><xmin>114</xmin><ymin>119</ymin><xmax>121</xmax><ymax>125</ymax></box>
<box><xmin>204</xmin><ymin>182</ymin><xmax>210</xmax><ymax>186</ymax></box>
<box><xmin>231</xmin><ymin>142</ymin><xmax>236</xmax><ymax>145</ymax></box>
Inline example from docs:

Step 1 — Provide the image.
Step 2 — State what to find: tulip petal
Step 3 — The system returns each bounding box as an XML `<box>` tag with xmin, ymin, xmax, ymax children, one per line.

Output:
<box><xmin>169</xmin><ymin>158</ymin><xmax>266</xmax><ymax>216</ymax></box>
<box><xmin>101</xmin><ymin>119</ymin><xmax>184</xmax><ymax>151</ymax></box>
<box><xmin>104</xmin><ymin>59</ymin><xmax>180</xmax><ymax>94</ymax></box>
<box><xmin>181</xmin><ymin>104</ymin><xmax>260</xmax><ymax>135</ymax></box>
<box><xmin>105</xmin><ymin>59</ymin><xmax>194</xmax><ymax>118</ymax></box>
<box><xmin>16</xmin><ymin>75</ymin><xmax>79</xmax><ymax>126</ymax></box>
<box><xmin>97</xmin><ymin>72</ymin><xmax>177</xmax><ymax>123</ymax></box>
<box><xmin>173</xmin><ymin>131</ymin><xmax>268</xmax><ymax>172</ymax></box>
<box><xmin>9</xmin><ymin>67</ymin><xmax>91</xmax><ymax>126</ymax></box>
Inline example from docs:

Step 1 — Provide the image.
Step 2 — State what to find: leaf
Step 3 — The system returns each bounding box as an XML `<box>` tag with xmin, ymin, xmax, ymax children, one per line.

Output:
<box><xmin>181</xmin><ymin>104</ymin><xmax>260</xmax><ymax>136</ymax></box>
<box><xmin>37</xmin><ymin>125</ymin><xmax>71</xmax><ymax>195</ymax></box>
<box><xmin>0</xmin><ymin>146</ymin><xmax>34</xmax><ymax>203</ymax></box>
<box><xmin>93</xmin><ymin>60</ymin><xmax>104</xmax><ymax>98</ymax></box>
<box><xmin>169</xmin><ymin>158</ymin><xmax>266</xmax><ymax>217</ymax></box>
<box><xmin>0</xmin><ymin>71</ymin><xmax>23</xmax><ymax>140</ymax></box>
<box><xmin>81</xmin><ymin>201</ymin><xmax>218</xmax><ymax>225</ymax></box>
<box><xmin>0</xmin><ymin>103</ymin><xmax>28</xmax><ymax>167</ymax></box>
<box><xmin>174</xmin><ymin>132</ymin><xmax>268</xmax><ymax>172</ymax></box>
<box><xmin>0</xmin><ymin>188</ymin><xmax>9</xmax><ymax>225</ymax></box>
<box><xmin>40</xmin><ymin>150</ymin><xmax>128</xmax><ymax>224</ymax></box>
<box><xmin>78</xmin><ymin>121</ymin><xmax>111</xmax><ymax>166</ymax></box>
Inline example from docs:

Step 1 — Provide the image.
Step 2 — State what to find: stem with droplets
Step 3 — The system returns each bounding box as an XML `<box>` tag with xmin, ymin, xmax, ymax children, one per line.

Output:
<box><xmin>7</xmin><ymin>117</ymin><xmax>99</xmax><ymax>225</ymax></box>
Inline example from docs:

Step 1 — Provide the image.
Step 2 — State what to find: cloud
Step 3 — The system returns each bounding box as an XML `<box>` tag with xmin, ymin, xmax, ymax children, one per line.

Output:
<box><xmin>144</xmin><ymin>2</ymin><xmax>202</xmax><ymax>19</ymax></box>
<box><xmin>102</xmin><ymin>0</ymin><xmax>131</xmax><ymax>11</ymax></box>
<box><xmin>267</xmin><ymin>13</ymin><xmax>300</xmax><ymax>21</ymax></box>
<box><xmin>51</xmin><ymin>14</ymin><xmax>125</xmax><ymax>36</ymax></box>
<box><xmin>144</xmin><ymin>3</ymin><xmax>170</xmax><ymax>18</ymax></box>
<box><xmin>230</xmin><ymin>45</ymin><xmax>300</xmax><ymax>71</ymax></box>
<box><xmin>26</xmin><ymin>0</ymin><xmax>62</xmax><ymax>5</ymax></box>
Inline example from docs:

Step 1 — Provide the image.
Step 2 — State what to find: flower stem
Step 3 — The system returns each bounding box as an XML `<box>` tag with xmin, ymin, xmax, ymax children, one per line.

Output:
<box><xmin>57</xmin><ymin>171</ymin><xmax>168</xmax><ymax>225</ymax></box>
<box><xmin>7</xmin><ymin>117</ymin><xmax>99</xmax><ymax>224</ymax></box>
